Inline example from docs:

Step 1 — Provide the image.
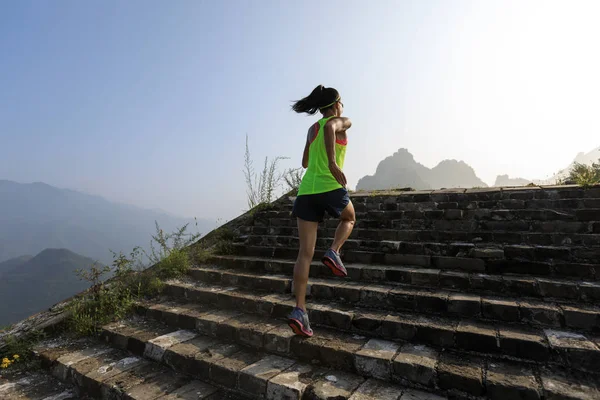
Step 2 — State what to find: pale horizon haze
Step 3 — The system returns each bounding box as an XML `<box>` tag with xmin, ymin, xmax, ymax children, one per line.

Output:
<box><xmin>2</xmin><ymin>0</ymin><xmax>599</xmax><ymax>221</ymax></box>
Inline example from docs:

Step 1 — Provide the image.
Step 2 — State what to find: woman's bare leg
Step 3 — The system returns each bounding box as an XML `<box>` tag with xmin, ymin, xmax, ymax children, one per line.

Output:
<box><xmin>330</xmin><ymin>201</ymin><xmax>356</xmax><ymax>253</ymax></box>
<box><xmin>293</xmin><ymin>218</ymin><xmax>319</xmax><ymax>310</ymax></box>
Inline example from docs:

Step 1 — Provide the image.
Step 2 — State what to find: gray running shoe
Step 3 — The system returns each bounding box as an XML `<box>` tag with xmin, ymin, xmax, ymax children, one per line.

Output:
<box><xmin>322</xmin><ymin>248</ymin><xmax>348</xmax><ymax>277</ymax></box>
<box><xmin>287</xmin><ymin>307</ymin><xmax>313</xmax><ymax>337</ymax></box>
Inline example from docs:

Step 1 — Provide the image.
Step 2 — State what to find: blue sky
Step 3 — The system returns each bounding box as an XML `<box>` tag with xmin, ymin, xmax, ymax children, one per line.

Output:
<box><xmin>2</xmin><ymin>1</ymin><xmax>599</xmax><ymax>220</ymax></box>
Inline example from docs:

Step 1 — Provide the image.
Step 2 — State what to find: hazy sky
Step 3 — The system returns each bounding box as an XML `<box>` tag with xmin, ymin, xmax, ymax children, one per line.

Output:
<box><xmin>2</xmin><ymin>1</ymin><xmax>599</xmax><ymax>220</ymax></box>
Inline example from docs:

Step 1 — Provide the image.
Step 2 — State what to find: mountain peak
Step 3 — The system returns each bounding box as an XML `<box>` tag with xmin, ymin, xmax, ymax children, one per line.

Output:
<box><xmin>357</xmin><ymin>149</ymin><xmax>486</xmax><ymax>191</ymax></box>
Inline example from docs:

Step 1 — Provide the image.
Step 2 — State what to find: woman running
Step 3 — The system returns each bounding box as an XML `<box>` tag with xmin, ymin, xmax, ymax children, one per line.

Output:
<box><xmin>287</xmin><ymin>85</ymin><xmax>356</xmax><ymax>337</ymax></box>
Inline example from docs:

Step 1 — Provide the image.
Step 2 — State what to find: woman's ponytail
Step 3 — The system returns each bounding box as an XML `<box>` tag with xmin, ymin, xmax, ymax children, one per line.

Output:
<box><xmin>292</xmin><ymin>85</ymin><xmax>339</xmax><ymax>115</ymax></box>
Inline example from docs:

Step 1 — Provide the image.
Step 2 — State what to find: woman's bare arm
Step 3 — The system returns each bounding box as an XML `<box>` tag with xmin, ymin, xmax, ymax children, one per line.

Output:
<box><xmin>323</xmin><ymin>122</ymin><xmax>348</xmax><ymax>187</ymax></box>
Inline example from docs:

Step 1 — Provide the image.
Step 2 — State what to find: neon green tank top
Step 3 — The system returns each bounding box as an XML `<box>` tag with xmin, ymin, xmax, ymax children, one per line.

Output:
<box><xmin>297</xmin><ymin>116</ymin><xmax>347</xmax><ymax>196</ymax></box>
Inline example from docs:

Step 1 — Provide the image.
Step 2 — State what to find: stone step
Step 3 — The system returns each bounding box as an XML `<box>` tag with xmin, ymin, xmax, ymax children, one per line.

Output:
<box><xmin>262</xmin><ymin>188</ymin><xmax>600</xmax><ymax>211</ymax></box>
<box><xmin>259</xmin><ymin>188</ymin><xmax>600</xmax><ymax>213</ymax></box>
<box><xmin>163</xmin><ymin>279</ymin><xmax>600</xmax><ymax>371</ymax></box>
<box><xmin>257</xmin><ymin>208</ymin><xmax>600</xmax><ymax>224</ymax></box>
<box><xmin>237</xmin><ymin>235</ymin><xmax>600</xmax><ymax>266</ymax></box>
<box><xmin>188</xmin><ymin>265</ymin><xmax>600</xmax><ymax>331</ymax></box>
<box><xmin>0</xmin><ymin>370</ymin><xmax>79</xmax><ymax>399</ymax></box>
<box><xmin>33</xmin><ymin>335</ymin><xmax>250</xmax><ymax>399</ymax></box>
<box><xmin>98</xmin><ymin>315</ymin><xmax>440</xmax><ymax>400</ymax></box>
<box><xmin>229</xmin><ymin>244</ymin><xmax>600</xmax><ymax>281</ymax></box>
<box><xmin>207</xmin><ymin>255</ymin><xmax>600</xmax><ymax>301</ymax></box>
<box><xmin>243</xmin><ymin>225</ymin><xmax>600</xmax><ymax>248</ymax></box>
<box><xmin>134</xmin><ymin>299</ymin><xmax>600</xmax><ymax>400</ymax></box>
<box><xmin>257</xmin><ymin>215</ymin><xmax>600</xmax><ymax>236</ymax></box>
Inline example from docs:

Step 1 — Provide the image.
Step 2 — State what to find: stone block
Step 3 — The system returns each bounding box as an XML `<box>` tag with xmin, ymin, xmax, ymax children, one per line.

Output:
<box><xmin>234</xmin><ymin>315</ymin><xmax>280</xmax><ymax>349</ymax></box>
<box><xmin>333</xmin><ymin>282</ymin><xmax>365</xmax><ymax>303</ymax></box>
<box><xmin>562</xmin><ymin>305</ymin><xmax>600</xmax><ymax>330</ymax></box>
<box><xmin>400</xmin><ymin>389</ymin><xmax>446</xmax><ymax>400</ymax></box>
<box><xmin>53</xmin><ymin>346</ymin><xmax>114</xmax><ymax>382</ymax></box>
<box><xmin>498</xmin><ymin>327</ymin><xmax>549</xmax><ymax>362</ymax></box>
<box><xmin>448</xmin><ymin>293</ymin><xmax>481</xmax><ymax>317</ymax></box>
<box><xmin>349</xmin><ymin>379</ymin><xmax>403</xmax><ymax>400</ymax></box>
<box><xmin>161</xmin><ymin>381</ymin><xmax>219</xmax><ymax>399</ymax></box>
<box><xmin>361</xmin><ymin>265</ymin><xmax>388</xmax><ymax>281</ymax></box>
<box><xmin>486</xmin><ymin>361</ymin><xmax>541</xmax><ymax>400</ymax></box>
<box><xmin>541</xmin><ymin>367</ymin><xmax>600</xmax><ymax>400</ymax></box>
<box><xmin>538</xmin><ymin>279</ymin><xmax>579</xmax><ymax>299</ymax></box>
<box><xmin>456</xmin><ymin>321</ymin><xmax>498</xmax><ymax>353</ymax></box>
<box><xmin>164</xmin><ymin>336</ymin><xmax>218</xmax><ymax>374</ymax></box>
<box><xmin>413</xmin><ymin>290</ymin><xmax>448</xmax><ymax>314</ymax></box>
<box><xmin>444</xmin><ymin>209</ymin><xmax>464</xmax><ymax>220</ymax></box>
<box><xmin>437</xmin><ymin>353</ymin><xmax>484</xmax><ymax>396</ymax></box>
<box><xmin>264</xmin><ymin>324</ymin><xmax>296</xmax><ymax>355</ymax></box>
<box><xmin>410</xmin><ymin>268</ymin><xmax>440</xmax><ymax>287</ymax></box>
<box><xmin>239</xmin><ymin>355</ymin><xmax>296</xmax><ymax>397</ymax></box>
<box><xmin>432</xmin><ymin>256</ymin><xmax>485</xmax><ymax>272</ymax></box>
<box><xmin>308</xmin><ymin>303</ymin><xmax>353</xmax><ymax>330</ymax></box>
<box><xmin>545</xmin><ymin>329</ymin><xmax>600</xmax><ymax>370</ymax></box>
<box><xmin>100</xmin><ymin>323</ymin><xmax>140</xmax><ymax>351</ymax></box>
<box><xmin>381</xmin><ymin>314</ymin><xmax>417</xmax><ymax>341</ymax></box>
<box><xmin>307</xmin><ymin>279</ymin><xmax>339</xmax><ymax>301</ymax></box>
<box><xmin>439</xmin><ymin>271</ymin><xmax>470</xmax><ymax>290</ymax></box>
<box><xmin>123</xmin><ymin>372</ymin><xmax>190</xmax><ymax>400</ymax></box>
<box><xmin>385</xmin><ymin>267</ymin><xmax>413</xmax><ymax>284</ymax></box>
<box><xmin>98</xmin><ymin>361</ymin><xmax>165</xmax><ymax>398</ymax></box>
<box><xmin>192</xmin><ymin>342</ymin><xmax>241</xmax><ymax>381</ymax></box>
<box><xmin>381</xmin><ymin>241</ymin><xmax>401</xmax><ymax>252</ymax></box>
<box><xmin>392</xmin><ymin>344</ymin><xmax>438</xmax><ymax>387</ymax></box>
<box><xmin>519</xmin><ymin>301</ymin><xmax>563</xmax><ymax>327</ymax></box>
<box><xmin>576</xmin><ymin>209</ymin><xmax>600</xmax><ymax>221</ymax></box>
<box><xmin>306</xmin><ymin>371</ymin><xmax>365</xmax><ymax>400</ymax></box>
<box><xmin>291</xmin><ymin>330</ymin><xmax>366</xmax><ymax>370</ymax></box>
<box><xmin>579</xmin><ymin>281</ymin><xmax>600</xmax><ymax>302</ymax></box>
<box><xmin>359</xmin><ymin>285</ymin><xmax>391</xmax><ymax>307</ymax></box>
<box><xmin>384</xmin><ymin>254</ymin><xmax>431</xmax><ymax>267</ymax></box>
<box><xmin>209</xmin><ymin>349</ymin><xmax>262</xmax><ymax>388</ymax></box>
<box><xmin>469</xmin><ymin>247</ymin><xmax>504</xmax><ymax>259</ymax></box>
<box><xmin>387</xmin><ymin>288</ymin><xmax>416</xmax><ymax>311</ymax></box>
<box><xmin>352</xmin><ymin>311</ymin><xmax>384</xmax><ymax>333</ymax></box>
<box><xmin>505</xmin><ymin>245</ymin><xmax>535</xmax><ymax>260</ymax></box>
<box><xmin>503</xmin><ymin>276</ymin><xmax>540</xmax><ymax>297</ymax></box>
<box><xmin>144</xmin><ymin>330</ymin><xmax>197</xmax><ymax>362</ymax></box>
<box><xmin>481</xmin><ymin>297</ymin><xmax>520</xmax><ymax>322</ymax></box>
<box><xmin>415</xmin><ymin>316</ymin><xmax>456</xmax><ymax>347</ymax></box>
<box><xmin>266</xmin><ymin>363</ymin><xmax>313</xmax><ymax>400</ymax></box>
<box><xmin>354</xmin><ymin>339</ymin><xmax>401</xmax><ymax>380</ymax></box>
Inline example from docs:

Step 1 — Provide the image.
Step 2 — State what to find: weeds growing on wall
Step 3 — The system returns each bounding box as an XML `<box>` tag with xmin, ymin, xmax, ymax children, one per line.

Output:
<box><xmin>0</xmin><ymin>330</ymin><xmax>47</xmax><ymax>371</ymax></box>
<box><xmin>563</xmin><ymin>160</ymin><xmax>600</xmax><ymax>187</ymax></box>
<box><xmin>67</xmin><ymin>222</ymin><xmax>202</xmax><ymax>336</ymax></box>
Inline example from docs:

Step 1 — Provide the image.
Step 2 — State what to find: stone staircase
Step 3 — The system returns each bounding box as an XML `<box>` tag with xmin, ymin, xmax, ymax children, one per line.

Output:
<box><xmin>31</xmin><ymin>186</ymin><xmax>600</xmax><ymax>399</ymax></box>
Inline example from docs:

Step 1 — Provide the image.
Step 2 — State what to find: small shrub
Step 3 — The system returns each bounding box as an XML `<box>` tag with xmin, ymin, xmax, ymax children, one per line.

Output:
<box><xmin>283</xmin><ymin>168</ymin><xmax>304</xmax><ymax>195</ymax></box>
<box><xmin>213</xmin><ymin>227</ymin><xmax>236</xmax><ymax>255</ymax></box>
<box><xmin>0</xmin><ymin>330</ymin><xmax>46</xmax><ymax>370</ymax></box>
<box><xmin>156</xmin><ymin>248</ymin><xmax>190</xmax><ymax>280</ymax></box>
<box><xmin>192</xmin><ymin>246</ymin><xmax>212</xmax><ymax>265</ymax></box>
<box><xmin>244</xmin><ymin>135</ymin><xmax>289</xmax><ymax>209</ymax></box>
<box><xmin>566</xmin><ymin>160</ymin><xmax>600</xmax><ymax>187</ymax></box>
<box><xmin>142</xmin><ymin>276</ymin><xmax>165</xmax><ymax>297</ymax></box>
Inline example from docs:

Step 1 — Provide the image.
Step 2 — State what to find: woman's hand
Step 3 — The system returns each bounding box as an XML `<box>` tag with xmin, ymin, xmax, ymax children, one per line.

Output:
<box><xmin>329</xmin><ymin>161</ymin><xmax>347</xmax><ymax>187</ymax></box>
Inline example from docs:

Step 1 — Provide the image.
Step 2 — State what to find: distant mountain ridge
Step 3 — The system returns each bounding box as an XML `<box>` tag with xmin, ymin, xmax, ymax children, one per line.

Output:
<box><xmin>356</xmin><ymin>149</ymin><xmax>487</xmax><ymax>191</ymax></box>
<box><xmin>0</xmin><ymin>255</ymin><xmax>33</xmax><ymax>278</ymax></box>
<box><xmin>0</xmin><ymin>248</ymin><xmax>97</xmax><ymax>326</ymax></box>
<box><xmin>0</xmin><ymin>180</ymin><xmax>214</xmax><ymax>264</ymax></box>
